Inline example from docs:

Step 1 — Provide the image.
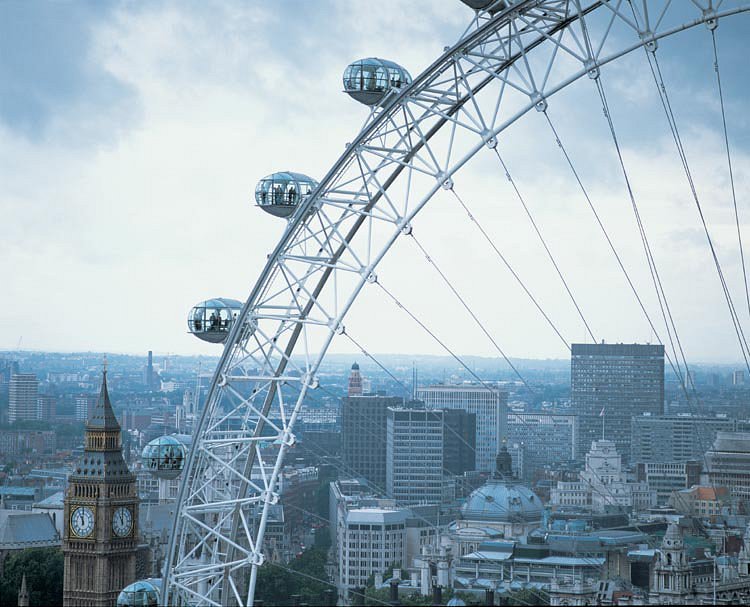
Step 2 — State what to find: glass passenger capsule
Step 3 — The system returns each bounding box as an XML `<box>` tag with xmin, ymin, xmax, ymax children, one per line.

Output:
<box><xmin>141</xmin><ymin>435</ymin><xmax>187</xmax><ymax>480</ymax></box>
<box><xmin>116</xmin><ymin>580</ymin><xmax>160</xmax><ymax>607</ymax></box>
<box><xmin>187</xmin><ymin>298</ymin><xmax>242</xmax><ymax>344</ymax></box>
<box><xmin>342</xmin><ymin>58</ymin><xmax>412</xmax><ymax>106</ymax></box>
<box><xmin>459</xmin><ymin>0</ymin><xmax>508</xmax><ymax>12</ymax></box>
<box><xmin>254</xmin><ymin>171</ymin><xmax>318</xmax><ymax>218</ymax></box>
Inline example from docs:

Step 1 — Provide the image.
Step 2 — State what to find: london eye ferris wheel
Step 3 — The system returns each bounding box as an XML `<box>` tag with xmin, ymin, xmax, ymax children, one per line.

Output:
<box><xmin>115</xmin><ymin>1</ymin><xmax>750</xmax><ymax>605</ymax></box>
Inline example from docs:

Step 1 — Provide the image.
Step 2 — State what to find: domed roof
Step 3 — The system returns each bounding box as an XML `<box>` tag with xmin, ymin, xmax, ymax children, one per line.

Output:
<box><xmin>461</xmin><ymin>479</ymin><xmax>543</xmax><ymax>522</ymax></box>
<box><xmin>351</xmin><ymin>362</ymin><xmax>360</xmax><ymax>371</ymax></box>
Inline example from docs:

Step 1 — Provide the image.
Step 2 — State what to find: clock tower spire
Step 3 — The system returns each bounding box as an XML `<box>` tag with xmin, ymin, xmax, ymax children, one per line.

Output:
<box><xmin>63</xmin><ymin>366</ymin><xmax>139</xmax><ymax>607</ymax></box>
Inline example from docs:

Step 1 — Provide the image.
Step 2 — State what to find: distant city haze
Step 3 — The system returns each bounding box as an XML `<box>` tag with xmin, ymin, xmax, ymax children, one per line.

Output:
<box><xmin>1</xmin><ymin>1</ymin><xmax>749</xmax><ymax>364</ymax></box>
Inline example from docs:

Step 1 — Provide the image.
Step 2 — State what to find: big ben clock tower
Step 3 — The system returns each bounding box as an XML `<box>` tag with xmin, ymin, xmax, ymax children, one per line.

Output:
<box><xmin>63</xmin><ymin>367</ymin><xmax>139</xmax><ymax>606</ymax></box>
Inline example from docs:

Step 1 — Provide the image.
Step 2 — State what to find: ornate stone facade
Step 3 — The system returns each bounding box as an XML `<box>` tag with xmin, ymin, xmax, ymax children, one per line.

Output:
<box><xmin>63</xmin><ymin>370</ymin><xmax>139</xmax><ymax>607</ymax></box>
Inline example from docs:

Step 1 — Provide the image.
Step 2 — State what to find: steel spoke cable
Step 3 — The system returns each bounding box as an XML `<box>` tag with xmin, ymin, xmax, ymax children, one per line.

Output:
<box><xmin>592</xmin><ymin>72</ymin><xmax>691</xmax><ymax>400</ymax></box>
<box><xmin>649</xmin><ymin>52</ymin><xmax>750</xmax><ymax>370</ymax></box>
<box><xmin>491</xmin><ymin>146</ymin><xmax>597</xmax><ymax>343</ymax></box>
<box><xmin>571</xmin><ymin>7</ymin><xmax>721</xmax><ymax>512</ymax></box>
<box><xmin>711</xmin><ymin>27</ymin><xmax>750</xmax><ymax>324</ymax></box>
<box><xmin>633</xmin><ymin>23</ymin><xmax>750</xmax><ymax>371</ymax></box>
<box><xmin>578</xmin><ymin>5</ymin><xmax>699</xmax><ymax>404</ymax></box>
<box><xmin>621</xmin><ymin>0</ymin><xmax>743</xmax><ymax>401</ymax></box>
<box><xmin>448</xmin><ymin>186</ymin><xmax>571</xmax><ymax>352</ymax></box>
<box><xmin>542</xmin><ymin>109</ymin><xmax>693</xmax><ymax>407</ymax></box>
<box><xmin>375</xmin><ymin>278</ymin><xmax>535</xmax><ymax>399</ymax></box>
<box><xmin>409</xmin><ymin>231</ymin><xmax>542</xmax><ymax>386</ymax></box>
<box><xmin>569</xmin><ymin>7</ymin><xmax>739</xmax><ymax>527</ymax></box>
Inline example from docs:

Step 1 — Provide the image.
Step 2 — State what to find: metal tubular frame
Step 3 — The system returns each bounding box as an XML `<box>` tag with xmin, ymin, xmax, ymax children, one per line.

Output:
<box><xmin>162</xmin><ymin>2</ymin><xmax>749</xmax><ymax>604</ymax></box>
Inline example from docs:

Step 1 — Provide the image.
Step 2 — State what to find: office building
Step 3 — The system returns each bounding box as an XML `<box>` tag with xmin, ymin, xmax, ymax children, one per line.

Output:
<box><xmin>8</xmin><ymin>373</ymin><xmax>39</xmax><ymax>423</ymax></box>
<box><xmin>75</xmin><ymin>394</ymin><xmax>99</xmax><ymax>422</ymax></box>
<box><xmin>703</xmin><ymin>432</ymin><xmax>750</xmax><ymax>509</ymax></box>
<box><xmin>551</xmin><ymin>440</ymin><xmax>656</xmax><ymax>512</ymax></box>
<box><xmin>631</xmin><ymin>414</ymin><xmax>736</xmax><ymax>463</ymax></box>
<box><xmin>635</xmin><ymin>461</ymin><xmax>702</xmax><ymax>505</ymax></box>
<box><xmin>571</xmin><ymin>343</ymin><xmax>664</xmax><ymax>462</ymax></box>
<box><xmin>733</xmin><ymin>370</ymin><xmax>746</xmax><ymax>386</ymax></box>
<box><xmin>36</xmin><ymin>394</ymin><xmax>57</xmax><ymax>419</ymax></box>
<box><xmin>386</xmin><ymin>407</ymin><xmax>475</xmax><ymax>505</ymax></box>
<box><xmin>506</xmin><ymin>413</ymin><xmax>577</xmax><ymax>480</ymax></box>
<box><xmin>417</xmin><ymin>384</ymin><xmax>507</xmax><ymax>472</ymax></box>
<box><xmin>341</xmin><ymin>395</ymin><xmax>403</xmax><ymax>492</ymax></box>
<box><xmin>442</xmin><ymin>409</ymin><xmax>476</xmax><ymax>476</ymax></box>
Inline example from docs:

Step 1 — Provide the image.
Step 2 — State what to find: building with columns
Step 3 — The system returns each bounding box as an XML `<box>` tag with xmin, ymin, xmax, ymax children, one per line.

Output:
<box><xmin>551</xmin><ymin>440</ymin><xmax>656</xmax><ymax>513</ymax></box>
<box><xmin>649</xmin><ymin>522</ymin><xmax>750</xmax><ymax>605</ymax></box>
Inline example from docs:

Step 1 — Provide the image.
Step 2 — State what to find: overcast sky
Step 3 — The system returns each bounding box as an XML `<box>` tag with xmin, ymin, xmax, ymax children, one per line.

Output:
<box><xmin>1</xmin><ymin>1</ymin><xmax>749</xmax><ymax>365</ymax></box>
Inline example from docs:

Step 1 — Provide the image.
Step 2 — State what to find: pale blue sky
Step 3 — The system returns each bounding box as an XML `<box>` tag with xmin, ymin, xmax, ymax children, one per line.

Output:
<box><xmin>1</xmin><ymin>1</ymin><xmax>749</xmax><ymax>364</ymax></box>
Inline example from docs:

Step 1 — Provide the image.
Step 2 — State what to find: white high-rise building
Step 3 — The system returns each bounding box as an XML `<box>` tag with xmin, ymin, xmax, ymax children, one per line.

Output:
<box><xmin>9</xmin><ymin>373</ymin><xmax>39</xmax><ymax>423</ymax></box>
<box><xmin>417</xmin><ymin>384</ymin><xmax>507</xmax><ymax>472</ymax></box>
<box><xmin>339</xmin><ymin>508</ymin><xmax>408</xmax><ymax>591</ymax></box>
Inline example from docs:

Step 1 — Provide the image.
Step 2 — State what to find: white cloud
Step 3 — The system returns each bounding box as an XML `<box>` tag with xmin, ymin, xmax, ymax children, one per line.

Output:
<box><xmin>1</xmin><ymin>1</ymin><xmax>748</xmax><ymax>365</ymax></box>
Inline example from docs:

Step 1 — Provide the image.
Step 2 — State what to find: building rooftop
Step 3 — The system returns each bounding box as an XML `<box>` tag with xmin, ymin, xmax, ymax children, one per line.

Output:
<box><xmin>0</xmin><ymin>487</ymin><xmax>37</xmax><ymax>497</ymax></box>
<box><xmin>34</xmin><ymin>491</ymin><xmax>64</xmax><ymax>508</ymax></box>
<box><xmin>0</xmin><ymin>511</ymin><xmax>60</xmax><ymax>549</ymax></box>
<box><xmin>345</xmin><ymin>508</ymin><xmax>409</xmax><ymax>524</ymax></box>
<box><xmin>711</xmin><ymin>432</ymin><xmax>750</xmax><ymax>453</ymax></box>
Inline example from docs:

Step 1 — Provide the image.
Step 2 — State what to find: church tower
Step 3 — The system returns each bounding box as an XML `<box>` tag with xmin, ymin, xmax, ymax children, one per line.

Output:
<box><xmin>652</xmin><ymin>522</ymin><xmax>691</xmax><ymax>603</ymax></box>
<box><xmin>347</xmin><ymin>362</ymin><xmax>363</xmax><ymax>396</ymax></box>
<box><xmin>63</xmin><ymin>368</ymin><xmax>139</xmax><ymax>606</ymax></box>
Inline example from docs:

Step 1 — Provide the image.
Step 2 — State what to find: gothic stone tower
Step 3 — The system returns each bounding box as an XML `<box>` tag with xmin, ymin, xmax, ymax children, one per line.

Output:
<box><xmin>63</xmin><ymin>370</ymin><xmax>139</xmax><ymax>606</ymax></box>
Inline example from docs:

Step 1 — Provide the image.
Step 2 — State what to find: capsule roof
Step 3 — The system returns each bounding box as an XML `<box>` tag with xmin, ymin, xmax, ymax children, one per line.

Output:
<box><xmin>188</xmin><ymin>298</ymin><xmax>242</xmax><ymax>344</ymax></box>
<box><xmin>255</xmin><ymin>171</ymin><xmax>318</xmax><ymax>218</ymax></box>
<box><xmin>343</xmin><ymin>58</ymin><xmax>412</xmax><ymax>107</ymax></box>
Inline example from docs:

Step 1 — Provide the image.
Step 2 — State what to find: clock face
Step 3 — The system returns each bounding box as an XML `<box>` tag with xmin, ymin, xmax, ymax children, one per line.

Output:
<box><xmin>112</xmin><ymin>506</ymin><xmax>133</xmax><ymax>537</ymax></box>
<box><xmin>71</xmin><ymin>506</ymin><xmax>95</xmax><ymax>538</ymax></box>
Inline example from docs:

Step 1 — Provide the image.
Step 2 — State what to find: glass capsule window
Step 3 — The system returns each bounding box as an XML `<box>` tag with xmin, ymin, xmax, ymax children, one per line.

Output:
<box><xmin>117</xmin><ymin>581</ymin><xmax>160</xmax><ymax>607</ymax></box>
<box><xmin>141</xmin><ymin>435</ymin><xmax>187</xmax><ymax>480</ymax></box>
<box><xmin>343</xmin><ymin>58</ymin><xmax>412</xmax><ymax>106</ymax></box>
<box><xmin>254</xmin><ymin>172</ymin><xmax>318</xmax><ymax>218</ymax></box>
<box><xmin>187</xmin><ymin>298</ymin><xmax>242</xmax><ymax>343</ymax></box>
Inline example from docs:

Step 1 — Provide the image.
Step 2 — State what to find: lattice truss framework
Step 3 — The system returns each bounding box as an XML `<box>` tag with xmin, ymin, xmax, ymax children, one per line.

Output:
<box><xmin>163</xmin><ymin>1</ymin><xmax>749</xmax><ymax>605</ymax></box>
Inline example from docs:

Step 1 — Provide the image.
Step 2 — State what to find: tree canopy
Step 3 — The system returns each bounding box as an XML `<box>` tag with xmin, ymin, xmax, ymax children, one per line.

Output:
<box><xmin>0</xmin><ymin>547</ymin><xmax>64</xmax><ymax>607</ymax></box>
<box><xmin>254</xmin><ymin>547</ymin><xmax>332</xmax><ymax>606</ymax></box>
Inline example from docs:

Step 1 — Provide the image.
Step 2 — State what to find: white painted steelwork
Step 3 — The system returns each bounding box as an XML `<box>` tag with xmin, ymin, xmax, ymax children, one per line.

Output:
<box><xmin>163</xmin><ymin>2</ymin><xmax>750</xmax><ymax>604</ymax></box>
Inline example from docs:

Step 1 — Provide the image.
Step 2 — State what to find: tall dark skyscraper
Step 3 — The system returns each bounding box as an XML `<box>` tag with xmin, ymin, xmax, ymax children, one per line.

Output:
<box><xmin>571</xmin><ymin>343</ymin><xmax>664</xmax><ymax>463</ymax></box>
<box><xmin>341</xmin><ymin>395</ymin><xmax>403</xmax><ymax>493</ymax></box>
<box><xmin>146</xmin><ymin>350</ymin><xmax>154</xmax><ymax>390</ymax></box>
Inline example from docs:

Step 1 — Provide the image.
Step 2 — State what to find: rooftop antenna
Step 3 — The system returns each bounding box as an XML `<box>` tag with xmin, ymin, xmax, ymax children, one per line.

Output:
<box><xmin>103</xmin><ymin>353</ymin><xmax>108</xmax><ymax>375</ymax></box>
<box><xmin>412</xmin><ymin>362</ymin><xmax>417</xmax><ymax>400</ymax></box>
